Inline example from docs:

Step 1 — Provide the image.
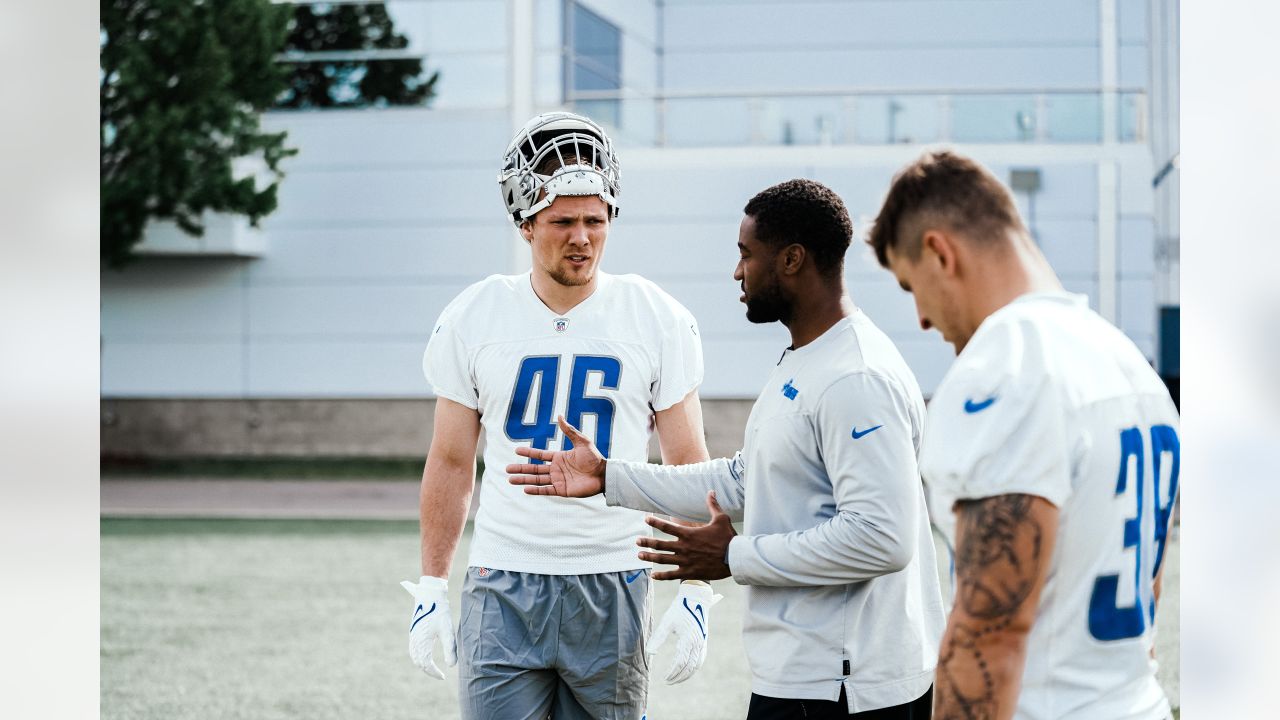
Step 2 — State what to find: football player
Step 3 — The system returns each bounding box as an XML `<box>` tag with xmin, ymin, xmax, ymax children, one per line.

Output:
<box><xmin>400</xmin><ymin>111</ymin><xmax>718</xmax><ymax>720</ymax></box>
<box><xmin>868</xmin><ymin>150</ymin><xmax>1179</xmax><ymax>720</ymax></box>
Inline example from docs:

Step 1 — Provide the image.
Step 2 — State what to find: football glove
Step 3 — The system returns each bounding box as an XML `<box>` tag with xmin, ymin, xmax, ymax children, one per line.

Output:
<box><xmin>648</xmin><ymin>581</ymin><xmax>723</xmax><ymax>684</ymax></box>
<box><xmin>400</xmin><ymin>575</ymin><xmax>457</xmax><ymax>679</ymax></box>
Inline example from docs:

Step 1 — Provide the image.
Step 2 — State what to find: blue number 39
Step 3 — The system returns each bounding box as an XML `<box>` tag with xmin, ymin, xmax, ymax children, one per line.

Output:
<box><xmin>1088</xmin><ymin>424</ymin><xmax>1180</xmax><ymax>641</ymax></box>
<box><xmin>504</xmin><ymin>355</ymin><xmax>621</xmax><ymax>462</ymax></box>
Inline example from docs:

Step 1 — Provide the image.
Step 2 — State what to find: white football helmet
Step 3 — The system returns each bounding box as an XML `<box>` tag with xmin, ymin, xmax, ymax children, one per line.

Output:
<box><xmin>499</xmin><ymin>111</ymin><xmax>621</xmax><ymax>227</ymax></box>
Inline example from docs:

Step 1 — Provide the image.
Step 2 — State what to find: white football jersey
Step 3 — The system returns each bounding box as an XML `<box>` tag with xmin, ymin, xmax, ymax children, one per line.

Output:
<box><xmin>920</xmin><ymin>293</ymin><xmax>1179</xmax><ymax>720</ymax></box>
<box><xmin>423</xmin><ymin>271</ymin><xmax>703</xmax><ymax>575</ymax></box>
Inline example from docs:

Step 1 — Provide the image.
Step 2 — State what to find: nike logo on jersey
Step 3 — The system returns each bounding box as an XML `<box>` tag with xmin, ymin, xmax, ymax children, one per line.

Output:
<box><xmin>410</xmin><ymin>602</ymin><xmax>436</xmax><ymax>631</ymax></box>
<box><xmin>625</xmin><ymin>570</ymin><xmax>644</xmax><ymax>584</ymax></box>
<box><xmin>683</xmin><ymin>598</ymin><xmax>707</xmax><ymax>638</ymax></box>
<box><xmin>851</xmin><ymin>425</ymin><xmax>883</xmax><ymax>439</ymax></box>
<box><xmin>964</xmin><ymin>396</ymin><xmax>998</xmax><ymax>413</ymax></box>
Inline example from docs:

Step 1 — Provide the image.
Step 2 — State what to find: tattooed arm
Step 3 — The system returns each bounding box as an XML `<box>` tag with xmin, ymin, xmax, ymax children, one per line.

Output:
<box><xmin>934</xmin><ymin>494</ymin><xmax>1059</xmax><ymax>720</ymax></box>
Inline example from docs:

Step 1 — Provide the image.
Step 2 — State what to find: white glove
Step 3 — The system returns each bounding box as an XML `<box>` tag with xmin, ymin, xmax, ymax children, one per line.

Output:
<box><xmin>400</xmin><ymin>575</ymin><xmax>457</xmax><ymax>679</ymax></box>
<box><xmin>648</xmin><ymin>581</ymin><xmax>723</xmax><ymax>684</ymax></box>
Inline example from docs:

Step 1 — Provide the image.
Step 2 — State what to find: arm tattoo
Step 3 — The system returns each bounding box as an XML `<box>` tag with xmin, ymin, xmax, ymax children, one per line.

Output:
<box><xmin>935</xmin><ymin>494</ymin><xmax>1045</xmax><ymax>720</ymax></box>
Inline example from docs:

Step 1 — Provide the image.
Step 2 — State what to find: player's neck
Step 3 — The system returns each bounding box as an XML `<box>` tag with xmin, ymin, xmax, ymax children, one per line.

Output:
<box><xmin>784</xmin><ymin>283</ymin><xmax>853</xmax><ymax>350</ymax></box>
<box><xmin>530</xmin><ymin>270</ymin><xmax>599</xmax><ymax>315</ymax></box>
<box><xmin>968</xmin><ymin>241</ymin><xmax>1063</xmax><ymax>330</ymax></box>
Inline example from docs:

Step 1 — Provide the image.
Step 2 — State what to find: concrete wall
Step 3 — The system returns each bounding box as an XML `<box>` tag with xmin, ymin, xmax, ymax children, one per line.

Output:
<box><xmin>101</xmin><ymin>397</ymin><xmax>755</xmax><ymax>460</ymax></box>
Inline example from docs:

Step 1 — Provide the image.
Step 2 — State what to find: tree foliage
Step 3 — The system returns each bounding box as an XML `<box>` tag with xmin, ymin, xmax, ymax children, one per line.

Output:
<box><xmin>277</xmin><ymin>3</ymin><xmax>440</xmax><ymax>109</ymax></box>
<box><xmin>100</xmin><ymin>0</ymin><xmax>296</xmax><ymax>267</ymax></box>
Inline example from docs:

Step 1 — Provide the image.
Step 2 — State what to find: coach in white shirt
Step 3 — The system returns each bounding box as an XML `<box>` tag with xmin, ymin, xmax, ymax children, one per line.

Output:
<box><xmin>509</xmin><ymin>179</ymin><xmax>946</xmax><ymax>719</ymax></box>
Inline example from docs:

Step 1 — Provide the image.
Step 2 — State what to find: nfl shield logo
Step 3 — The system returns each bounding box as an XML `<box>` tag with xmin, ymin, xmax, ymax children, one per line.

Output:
<box><xmin>553</xmin><ymin>317</ymin><xmax>569</xmax><ymax>333</ymax></box>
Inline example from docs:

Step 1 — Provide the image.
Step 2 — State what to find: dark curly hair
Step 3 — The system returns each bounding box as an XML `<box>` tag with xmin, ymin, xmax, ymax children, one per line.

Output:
<box><xmin>743</xmin><ymin>179</ymin><xmax>852</xmax><ymax>278</ymax></box>
<box><xmin>867</xmin><ymin>150</ymin><xmax>1025</xmax><ymax>268</ymax></box>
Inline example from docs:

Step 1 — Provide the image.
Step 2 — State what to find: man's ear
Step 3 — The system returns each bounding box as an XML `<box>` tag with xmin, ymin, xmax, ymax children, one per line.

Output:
<box><xmin>779</xmin><ymin>243</ymin><xmax>806</xmax><ymax>276</ymax></box>
<box><xmin>921</xmin><ymin>229</ymin><xmax>958</xmax><ymax>278</ymax></box>
<box><xmin>519</xmin><ymin>218</ymin><xmax>534</xmax><ymax>243</ymax></box>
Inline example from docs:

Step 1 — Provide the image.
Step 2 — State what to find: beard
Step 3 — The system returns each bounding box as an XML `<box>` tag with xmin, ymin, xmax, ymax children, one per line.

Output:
<box><xmin>546</xmin><ymin>260</ymin><xmax>594</xmax><ymax>287</ymax></box>
<box><xmin>743</xmin><ymin>276</ymin><xmax>790</xmax><ymax>324</ymax></box>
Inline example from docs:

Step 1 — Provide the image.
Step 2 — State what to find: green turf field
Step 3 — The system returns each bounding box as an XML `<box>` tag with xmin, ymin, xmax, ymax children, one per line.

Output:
<box><xmin>102</xmin><ymin>518</ymin><xmax>1178</xmax><ymax>719</ymax></box>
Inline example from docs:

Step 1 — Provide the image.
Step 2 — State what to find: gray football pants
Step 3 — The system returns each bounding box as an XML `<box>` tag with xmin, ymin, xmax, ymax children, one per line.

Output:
<box><xmin>457</xmin><ymin>567</ymin><xmax>652</xmax><ymax>720</ymax></box>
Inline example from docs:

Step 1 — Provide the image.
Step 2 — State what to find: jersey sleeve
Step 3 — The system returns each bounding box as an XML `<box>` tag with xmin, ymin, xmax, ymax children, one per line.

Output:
<box><xmin>650</xmin><ymin>303</ymin><xmax>704</xmax><ymax>412</ymax></box>
<box><xmin>922</xmin><ymin>320</ymin><xmax>1072</xmax><ymax>510</ymax></box>
<box><xmin>421</xmin><ymin>310</ymin><xmax>478</xmax><ymax>409</ymax></box>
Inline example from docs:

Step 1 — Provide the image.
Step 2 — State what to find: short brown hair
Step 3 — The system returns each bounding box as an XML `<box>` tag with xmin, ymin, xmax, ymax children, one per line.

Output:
<box><xmin>867</xmin><ymin>150</ymin><xmax>1026</xmax><ymax>267</ymax></box>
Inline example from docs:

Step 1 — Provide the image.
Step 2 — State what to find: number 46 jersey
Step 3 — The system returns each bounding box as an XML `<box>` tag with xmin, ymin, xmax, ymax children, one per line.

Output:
<box><xmin>919</xmin><ymin>292</ymin><xmax>1179</xmax><ymax>720</ymax></box>
<box><xmin>423</xmin><ymin>271</ymin><xmax>703</xmax><ymax>576</ymax></box>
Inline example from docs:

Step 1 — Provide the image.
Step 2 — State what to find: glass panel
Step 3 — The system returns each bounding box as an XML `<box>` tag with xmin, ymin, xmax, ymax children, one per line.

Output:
<box><xmin>275</xmin><ymin>59</ymin><xmax>437</xmax><ymax>109</ymax></box>
<box><xmin>277</xmin><ymin>2</ymin><xmax>443</xmax><ymax>110</ymax></box>
<box><xmin>571</xmin><ymin>3</ymin><xmax>621</xmax><ymax>83</ymax></box>
<box><xmin>766</xmin><ymin>97</ymin><xmax>846</xmax><ymax>145</ymax></box>
<box><xmin>573</xmin><ymin>99</ymin><xmax>621</xmax><ymax>131</ymax></box>
<box><xmin>285</xmin><ymin>3</ymin><xmax>415</xmax><ymax>53</ymax></box>
<box><xmin>573</xmin><ymin>61</ymin><xmax>618</xmax><ymax>92</ymax></box>
<box><xmin>1119</xmin><ymin>91</ymin><xmax>1146</xmax><ymax>142</ymax></box>
<box><xmin>567</xmin><ymin>2</ymin><xmax>621</xmax><ymax>126</ymax></box>
<box><xmin>951</xmin><ymin>94</ymin><xmax>1038</xmax><ymax>142</ymax></box>
<box><xmin>664</xmin><ymin>98</ymin><xmax>754</xmax><ymax>147</ymax></box>
<box><xmin>1046</xmin><ymin>94</ymin><xmax>1101</xmax><ymax>142</ymax></box>
<box><xmin>426</xmin><ymin>54</ymin><xmax>506</xmax><ymax>109</ymax></box>
<box><xmin>852</xmin><ymin>96</ymin><xmax>941</xmax><ymax>145</ymax></box>
<box><xmin>615</xmin><ymin>97</ymin><xmax>657</xmax><ymax>146</ymax></box>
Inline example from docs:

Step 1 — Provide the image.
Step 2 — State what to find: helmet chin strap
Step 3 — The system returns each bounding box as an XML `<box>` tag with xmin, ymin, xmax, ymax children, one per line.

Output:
<box><xmin>519</xmin><ymin>165</ymin><xmax>618</xmax><ymax>221</ymax></box>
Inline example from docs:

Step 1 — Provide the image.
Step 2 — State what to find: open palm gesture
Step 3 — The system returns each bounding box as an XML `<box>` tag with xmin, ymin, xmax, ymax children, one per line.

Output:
<box><xmin>506</xmin><ymin>416</ymin><xmax>607</xmax><ymax>498</ymax></box>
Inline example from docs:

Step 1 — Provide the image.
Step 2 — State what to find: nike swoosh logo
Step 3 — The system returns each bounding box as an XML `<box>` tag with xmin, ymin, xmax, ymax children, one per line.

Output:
<box><xmin>625</xmin><ymin>570</ymin><xmax>644</xmax><ymax>584</ymax></box>
<box><xmin>683</xmin><ymin>598</ymin><xmax>706</xmax><ymax>638</ymax></box>
<box><xmin>964</xmin><ymin>396</ymin><xmax>998</xmax><ymax>414</ymax></box>
<box><xmin>410</xmin><ymin>602</ymin><xmax>436</xmax><ymax>631</ymax></box>
<box><xmin>851</xmin><ymin>425</ymin><xmax>883</xmax><ymax>439</ymax></box>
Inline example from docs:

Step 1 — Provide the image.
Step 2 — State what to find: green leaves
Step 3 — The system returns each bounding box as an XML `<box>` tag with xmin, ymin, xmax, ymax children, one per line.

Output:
<box><xmin>100</xmin><ymin>0</ymin><xmax>296</xmax><ymax>267</ymax></box>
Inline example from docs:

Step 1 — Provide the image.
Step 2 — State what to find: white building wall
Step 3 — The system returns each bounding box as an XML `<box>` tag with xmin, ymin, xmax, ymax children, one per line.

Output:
<box><xmin>100</xmin><ymin>0</ymin><xmax>1166</xmax><ymax>402</ymax></box>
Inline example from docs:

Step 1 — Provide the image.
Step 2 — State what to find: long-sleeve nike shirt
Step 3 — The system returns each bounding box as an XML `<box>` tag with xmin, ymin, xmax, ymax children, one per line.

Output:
<box><xmin>605</xmin><ymin>312</ymin><xmax>946</xmax><ymax>712</ymax></box>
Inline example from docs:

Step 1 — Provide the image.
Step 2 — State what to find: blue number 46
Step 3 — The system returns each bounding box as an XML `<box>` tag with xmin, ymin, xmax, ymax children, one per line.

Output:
<box><xmin>1088</xmin><ymin>424</ymin><xmax>1180</xmax><ymax>641</ymax></box>
<box><xmin>504</xmin><ymin>355</ymin><xmax>621</xmax><ymax>462</ymax></box>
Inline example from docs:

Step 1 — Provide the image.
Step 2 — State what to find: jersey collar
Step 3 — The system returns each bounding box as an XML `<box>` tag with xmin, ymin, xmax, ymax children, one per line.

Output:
<box><xmin>520</xmin><ymin>270</ymin><xmax>612</xmax><ymax>319</ymax></box>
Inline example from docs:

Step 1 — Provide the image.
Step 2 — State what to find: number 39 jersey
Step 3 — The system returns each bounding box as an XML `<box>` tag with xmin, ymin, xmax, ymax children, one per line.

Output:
<box><xmin>920</xmin><ymin>293</ymin><xmax>1179</xmax><ymax>720</ymax></box>
<box><xmin>423</xmin><ymin>271</ymin><xmax>703</xmax><ymax>575</ymax></box>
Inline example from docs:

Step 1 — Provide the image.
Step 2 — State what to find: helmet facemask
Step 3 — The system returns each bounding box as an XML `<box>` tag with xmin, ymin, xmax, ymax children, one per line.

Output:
<box><xmin>499</xmin><ymin>113</ymin><xmax>621</xmax><ymax>228</ymax></box>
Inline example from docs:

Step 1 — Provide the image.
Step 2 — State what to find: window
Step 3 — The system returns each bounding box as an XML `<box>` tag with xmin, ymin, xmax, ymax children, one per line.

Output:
<box><xmin>564</xmin><ymin>2</ymin><xmax>621</xmax><ymax>128</ymax></box>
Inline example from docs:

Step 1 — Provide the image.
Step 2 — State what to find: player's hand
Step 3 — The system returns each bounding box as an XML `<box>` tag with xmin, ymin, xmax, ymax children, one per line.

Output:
<box><xmin>399</xmin><ymin>575</ymin><xmax>456</xmax><ymax>679</ymax></box>
<box><xmin>639</xmin><ymin>491</ymin><xmax>737</xmax><ymax>581</ymax></box>
<box><xmin>506</xmin><ymin>416</ymin><xmax>606</xmax><ymax>497</ymax></box>
<box><xmin>649</xmin><ymin>581</ymin><xmax>723</xmax><ymax>684</ymax></box>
